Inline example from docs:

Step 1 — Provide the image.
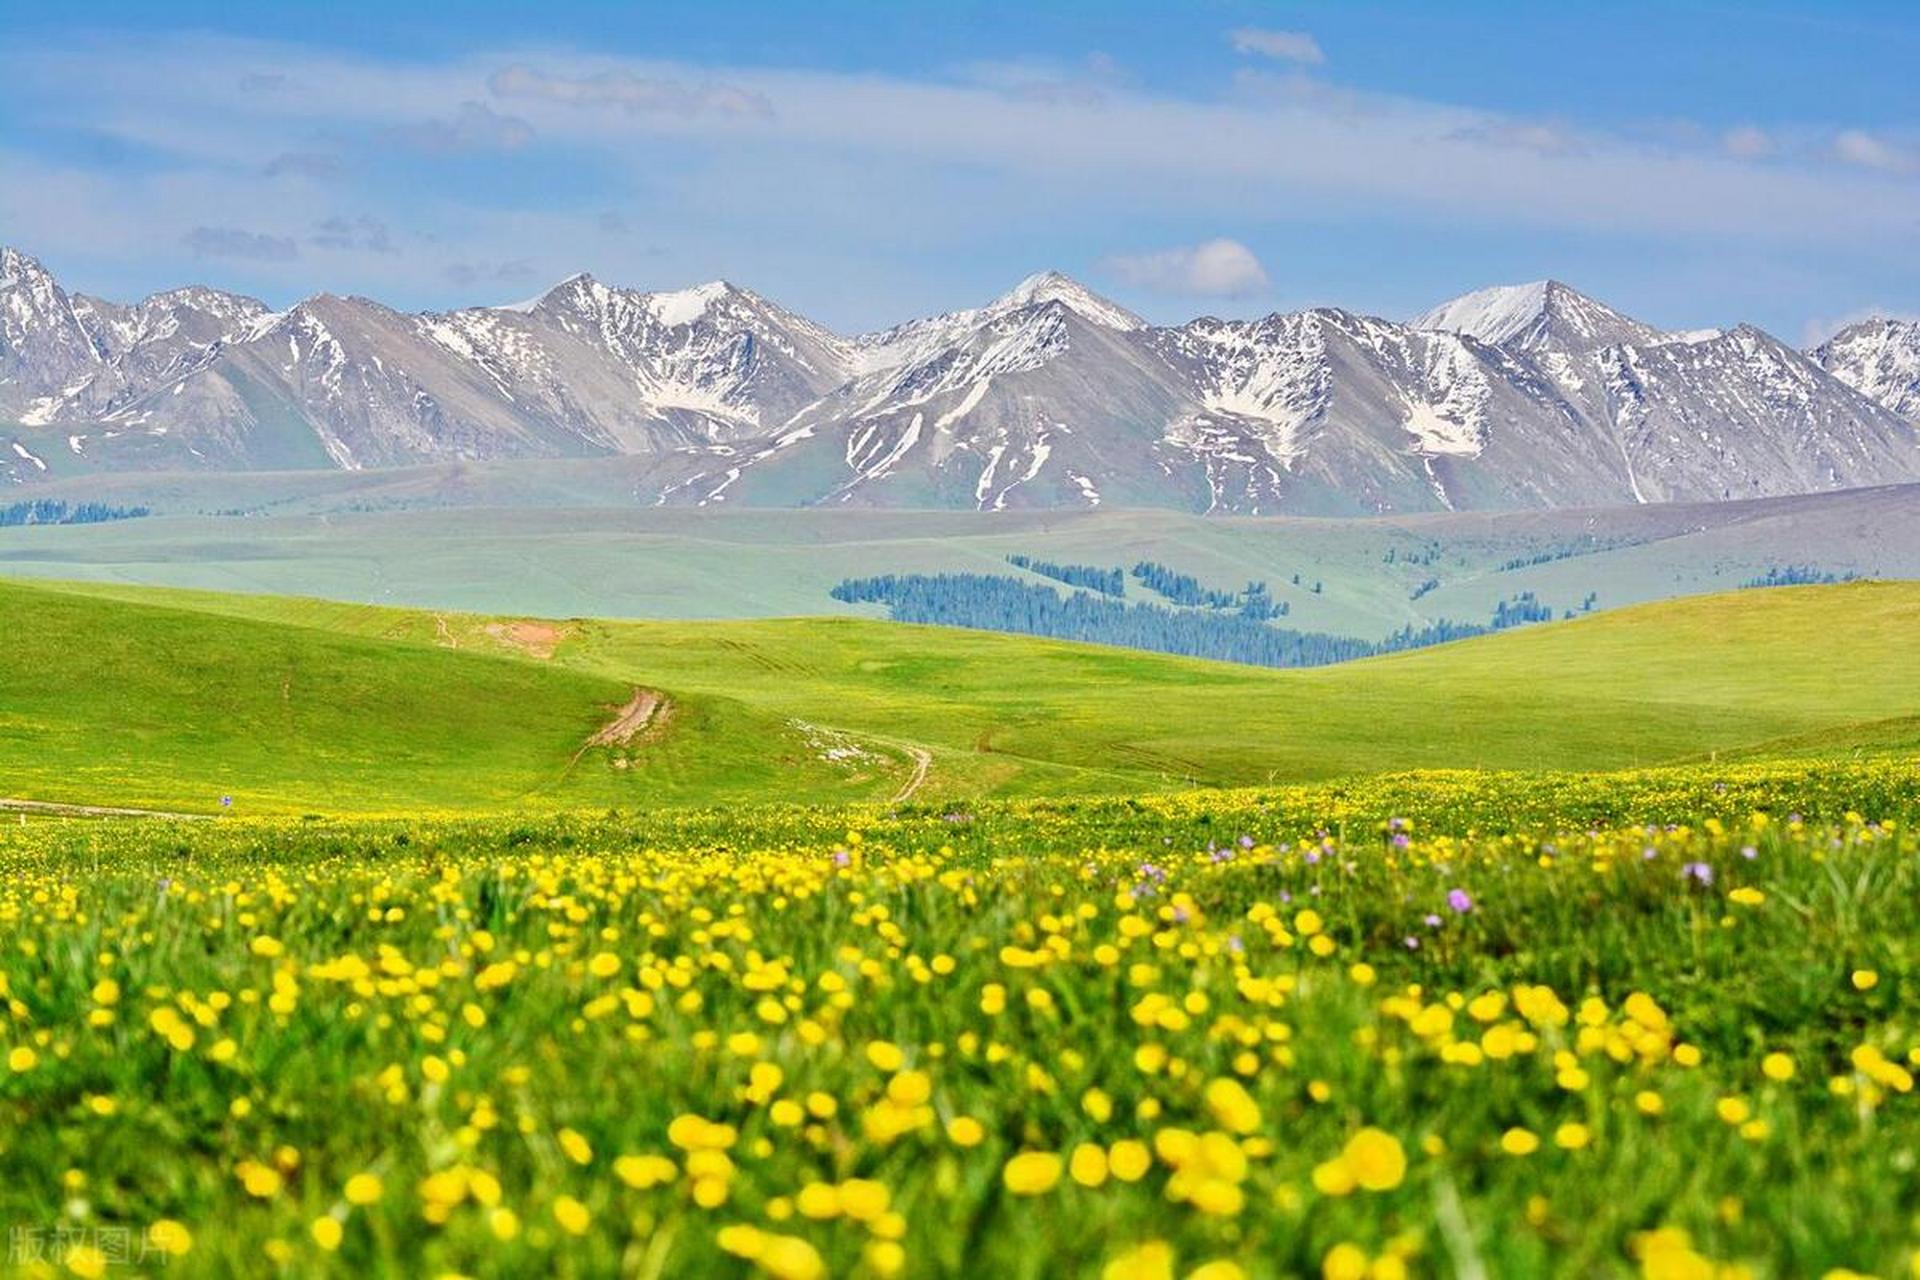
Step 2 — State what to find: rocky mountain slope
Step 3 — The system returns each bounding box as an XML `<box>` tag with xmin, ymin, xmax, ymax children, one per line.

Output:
<box><xmin>1814</xmin><ymin>318</ymin><xmax>1920</xmax><ymax>426</ymax></box>
<box><xmin>5</xmin><ymin>245</ymin><xmax>1917</xmax><ymax>513</ymax></box>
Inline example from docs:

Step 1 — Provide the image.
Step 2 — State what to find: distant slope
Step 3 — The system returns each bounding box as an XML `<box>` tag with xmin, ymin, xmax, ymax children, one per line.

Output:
<box><xmin>4</xmin><ymin>577</ymin><xmax>1917</xmax><ymax>813</ymax></box>
<box><xmin>3</xmin><ymin>480</ymin><xmax>1917</xmax><ymax>643</ymax></box>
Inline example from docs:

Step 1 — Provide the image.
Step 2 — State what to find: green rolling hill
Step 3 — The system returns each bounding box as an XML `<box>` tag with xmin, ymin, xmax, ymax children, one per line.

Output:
<box><xmin>2</xmin><ymin>576</ymin><xmax>1916</xmax><ymax>814</ymax></box>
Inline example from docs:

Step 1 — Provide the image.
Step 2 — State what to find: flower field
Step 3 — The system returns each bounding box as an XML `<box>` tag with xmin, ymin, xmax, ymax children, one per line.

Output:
<box><xmin>3</xmin><ymin>760</ymin><xmax>1920</xmax><ymax>1278</ymax></box>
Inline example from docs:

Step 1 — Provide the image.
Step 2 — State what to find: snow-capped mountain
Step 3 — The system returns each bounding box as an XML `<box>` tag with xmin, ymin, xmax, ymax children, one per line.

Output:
<box><xmin>1</xmin><ymin>247</ymin><xmax>271</xmax><ymax>437</ymax></box>
<box><xmin>849</xmin><ymin>269</ymin><xmax>1145</xmax><ymax>376</ymax></box>
<box><xmin>1814</xmin><ymin>318</ymin><xmax>1920</xmax><ymax>426</ymax></box>
<box><xmin>1412</xmin><ymin>279</ymin><xmax>1663</xmax><ymax>354</ymax></box>
<box><xmin>1409</xmin><ymin>284</ymin><xmax>1920</xmax><ymax>505</ymax></box>
<box><xmin>5</xmin><ymin>243</ymin><xmax>1919</xmax><ymax>513</ymax></box>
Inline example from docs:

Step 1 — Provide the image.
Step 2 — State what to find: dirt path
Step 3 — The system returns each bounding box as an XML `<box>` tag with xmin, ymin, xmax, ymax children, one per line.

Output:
<box><xmin>566</xmin><ymin>688</ymin><xmax>673</xmax><ymax>774</ymax></box>
<box><xmin>0</xmin><ymin>797</ymin><xmax>209</xmax><ymax>820</ymax></box>
<box><xmin>889</xmin><ymin>745</ymin><xmax>933</xmax><ymax>805</ymax></box>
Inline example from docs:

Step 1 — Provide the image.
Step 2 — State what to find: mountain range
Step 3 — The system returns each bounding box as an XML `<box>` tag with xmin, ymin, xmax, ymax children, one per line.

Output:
<box><xmin>5</xmin><ymin>244</ymin><xmax>1918</xmax><ymax>515</ymax></box>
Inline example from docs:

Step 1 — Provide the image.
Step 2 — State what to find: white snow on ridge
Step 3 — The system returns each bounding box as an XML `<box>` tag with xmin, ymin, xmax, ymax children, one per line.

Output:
<box><xmin>1413</xmin><ymin>279</ymin><xmax>1660</xmax><ymax>353</ymax></box>
<box><xmin>1413</xmin><ymin>282</ymin><xmax>1552</xmax><ymax>348</ymax></box>
<box><xmin>935</xmin><ymin>377</ymin><xmax>992</xmax><ymax>433</ymax></box>
<box><xmin>646</xmin><ymin>281</ymin><xmax>731</xmax><ymax>328</ymax></box>
<box><xmin>1402</xmin><ymin>401</ymin><xmax>1484</xmax><ymax>457</ymax></box>
<box><xmin>1000</xmin><ymin>271</ymin><xmax>1145</xmax><ymax>332</ymax></box>
<box><xmin>850</xmin><ymin>271</ymin><xmax>1139</xmax><ymax>376</ymax></box>
<box><xmin>10</xmin><ymin>441</ymin><xmax>48</xmax><ymax>471</ymax></box>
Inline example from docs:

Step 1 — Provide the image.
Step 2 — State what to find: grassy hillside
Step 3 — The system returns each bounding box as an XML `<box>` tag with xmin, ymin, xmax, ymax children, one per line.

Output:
<box><xmin>2</xmin><ymin>576</ymin><xmax>1917</xmax><ymax>813</ymax></box>
<box><xmin>0</xmin><ymin>581</ymin><xmax>896</xmax><ymax>814</ymax></box>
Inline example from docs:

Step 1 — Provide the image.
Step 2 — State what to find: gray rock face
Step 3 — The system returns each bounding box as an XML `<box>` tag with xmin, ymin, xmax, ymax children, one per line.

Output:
<box><xmin>6</xmin><ymin>244</ymin><xmax>1919</xmax><ymax>513</ymax></box>
<box><xmin>2</xmin><ymin>247</ymin><xmax>270</xmax><ymax>429</ymax></box>
<box><xmin>1814</xmin><ymin>318</ymin><xmax>1920</xmax><ymax>426</ymax></box>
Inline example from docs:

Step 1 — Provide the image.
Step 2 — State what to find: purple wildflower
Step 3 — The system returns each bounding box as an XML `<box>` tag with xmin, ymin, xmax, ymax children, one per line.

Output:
<box><xmin>1682</xmin><ymin>862</ymin><xmax>1713</xmax><ymax>886</ymax></box>
<box><xmin>1446</xmin><ymin>888</ymin><xmax>1473</xmax><ymax>914</ymax></box>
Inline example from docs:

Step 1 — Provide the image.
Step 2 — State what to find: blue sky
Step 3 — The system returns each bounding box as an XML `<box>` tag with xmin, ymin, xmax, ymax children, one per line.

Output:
<box><xmin>5</xmin><ymin>1</ymin><xmax>1918</xmax><ymax>340</ymax></box>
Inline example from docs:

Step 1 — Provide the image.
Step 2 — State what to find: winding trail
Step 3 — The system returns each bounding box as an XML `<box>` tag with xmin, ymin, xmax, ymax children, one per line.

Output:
<box><xmin>565</xmin><ymin>688</ymin><xmax>673</xmax><ymax>774</ymax></box>
<box><xmin>889</xmin><ymin>746</ymin><xmax>933</xmax><ymax>805</ymax></box>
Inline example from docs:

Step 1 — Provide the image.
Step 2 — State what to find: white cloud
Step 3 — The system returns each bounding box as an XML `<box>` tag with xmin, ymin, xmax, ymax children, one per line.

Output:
<box><xmin>3</xmin><ymin>33</ymin><xmax>1918</xmax><ymax>326</ymax></box>
<box><xmin>1228</xmin><ymin>28</ymin><xmax>1326</xmax><ymax>66</ymax></box>
<box><xmin>951</xmin><ymin>55</ymin><xmax>1122</xmax><ymax>107</ymax></box>
<box><xmin>1722</xmin><ymin>125</ymin><xmax>1773</xmax><ymax>159</ymax></box>
<box><xmin>489</xmin><ymin>64</ymin><xmax>772</xmax><ymax>118</ymax></box>
<box><xmin>1832</xmin><ymin>129</ymin><xmax>1914</xmax><ymax>174</ymax></box>
<box><xmin>1104</xmin><ymin>239</ymin><xmax>1269</xmax><ymax>297</ymax></box>
<box><xmin>1448</xmin><ymin>119</ymin><xmax>1585</xmax><ymax>157</ymax></box>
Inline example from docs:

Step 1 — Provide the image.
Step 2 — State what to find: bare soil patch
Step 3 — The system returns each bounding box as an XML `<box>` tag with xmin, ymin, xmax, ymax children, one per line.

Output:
<box><xmin>483</xmin><ymin>620</ymin><xmax>575</xmax><ymax>661</ymax></box>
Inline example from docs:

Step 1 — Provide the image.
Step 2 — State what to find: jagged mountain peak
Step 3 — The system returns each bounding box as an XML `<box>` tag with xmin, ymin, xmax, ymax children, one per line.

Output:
<box><xmin>512</xmin><ymin>272</ymin><xmax>769</xmax><ymax>328</ymax></box>
<box><xmin>7</xmin><ymin>241</ymin><xmax>1919</xmax><ymax>514</ymax></box>
<box><xmin>1</xmin><ymin>245</ymin><xmax>56</xmax><ymax>288</ymax></box>
<box><xmin>134</xmin><ymin>284</ymin><xmax>270</xmax><ymax>323</ymax></box>
<box><xmin>1823</xmin><ymin>314</ymin><xmax>1920</xmax><ymax>345</ymax></box>
<box><xmin>1814</xmin><ymin>315</ymin><xmax>1920</xmax><ymax>424</ymax></box>
<box><xmin>1414</xmin><ymin>278</ymin><xmax>1661</xmax><ymax>354</ymax></box>
<box><xmin>994</xmin><ymin>270</ymin><xmax>1144</xmax><ymax>331</ymax></box>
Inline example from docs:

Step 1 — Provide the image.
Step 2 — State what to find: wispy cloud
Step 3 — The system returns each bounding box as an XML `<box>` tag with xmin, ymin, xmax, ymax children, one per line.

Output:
<box><xmin>1104</xmin><ymin>239</ymin><xmax>1269</xmax><ymax>297</ymax></box>
<box><xmin>489</xmin><ymin>65</ymin><xmax>772</xmax><ymax>119</ymax></box>
<box><xmin>445</xmin><ymin>258</ymin><xmax>538</xmax><ymax>289</ymax></box>
<box><xmin>1228</xmin><ymin>28</ymin><xmax>1325</xmax><ymax>66</ymax></box>
<box><xmin>953</xmin><ymin>54</ymin><xmax>1125</xmax><ymax>107</ymax></box>
<box><xmin>183</xmin><ymin>226</ymin><xmax>299</xmax><ymax>261</ymax></box>
<box><xmin>1448</xmin><ymin>119</ymin><xmax>1586</xmax><ymax>157</ymax></box>
<box><xmin>311</xmin><ymin>215</ymin><xmax>393</xmax><ymax>253</ymax></box>
<box><xmin>1832</xmin><ymin>129</ymin><xmax>1915</xmax><ymax>174</ymax></box>
<box><xmin>263</xmin><ymin>151</ymin><xmax>344</xmax><ymax>179</ymax></box>
<box><xmin>391</xmin><ymin>101</ymin><xmax>534</xmax><ymax>152</ymax></box>
<box><xmin>1722</xmin><ymin>126</ymin><xmax>1773</xmax><ymax>160</ymax></box>
<box><xmin>2</xmin><ymin>31</ymin><xmax>1916</xmax><ymax>326</ymax></box>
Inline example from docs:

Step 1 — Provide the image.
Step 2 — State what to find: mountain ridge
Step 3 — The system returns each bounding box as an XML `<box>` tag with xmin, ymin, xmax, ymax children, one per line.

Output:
<box><xmin>5</xmin><ymin>244</ymin><xmax>1917</xmax><ymax>514</ymax></box>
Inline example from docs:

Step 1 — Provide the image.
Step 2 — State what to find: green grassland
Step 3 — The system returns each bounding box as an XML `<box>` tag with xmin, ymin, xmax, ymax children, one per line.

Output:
<box><xmin>3</xmin><ymin>575</ymin><xmax>1918</xmax><ymax>814</ymax></box>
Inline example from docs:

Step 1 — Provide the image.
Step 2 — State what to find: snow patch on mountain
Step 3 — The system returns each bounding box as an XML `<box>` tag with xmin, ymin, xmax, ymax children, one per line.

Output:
<box><xmin>1816</xmin><ymin>318</ymin><xmax>1920</xmax><ymax>424</ymax></box>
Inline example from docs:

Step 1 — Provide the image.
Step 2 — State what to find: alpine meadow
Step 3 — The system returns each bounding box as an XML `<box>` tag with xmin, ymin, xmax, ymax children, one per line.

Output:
<box><xmin>6</xmin><ymin>4</ymin><xmax>1920</xmax><ymax>1279</ymax></box>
